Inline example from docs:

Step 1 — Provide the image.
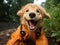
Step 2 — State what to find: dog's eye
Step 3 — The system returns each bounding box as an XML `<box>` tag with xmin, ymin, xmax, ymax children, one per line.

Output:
<box><xmin>36</xmin><ymin>10</ymin><xmax>40</xmax><ymax>13</ymax></box>
<box><xmin>26</xmin><ymin>10</ymin><xmax>29</xmax><ymax>12</ymax></box>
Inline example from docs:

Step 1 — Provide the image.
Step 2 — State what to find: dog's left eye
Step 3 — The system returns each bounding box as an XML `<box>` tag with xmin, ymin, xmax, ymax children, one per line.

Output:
<box><xmin>26</xmin><ymin>10</ymin><xmax>29</xmax><ymax>12</ymax></box>
<box><xmin>36</xmin><ymin>10</ymin><xmax>40</xmax><ymax>13</ymax></box>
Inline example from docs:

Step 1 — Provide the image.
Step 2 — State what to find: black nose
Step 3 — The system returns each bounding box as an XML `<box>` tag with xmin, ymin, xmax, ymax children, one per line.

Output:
<box><xmin>29</xmin><ymin>13</ymin><xmax>36</xmax><ymax>18</ymax></box>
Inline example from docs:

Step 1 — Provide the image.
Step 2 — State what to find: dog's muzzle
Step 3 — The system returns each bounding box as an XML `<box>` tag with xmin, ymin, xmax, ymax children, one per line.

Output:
<box><xmin>27</xmin><ymin>20</ymin><xmax>39</xmax><ymax>31</ymax></box>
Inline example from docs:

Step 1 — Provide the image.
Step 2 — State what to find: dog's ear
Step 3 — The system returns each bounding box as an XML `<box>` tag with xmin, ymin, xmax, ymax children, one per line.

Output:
<box><xmin>17</xmin><ymin>6</ymin><xmax>24</xmax><ymax>17</ymax></box>
<box><xmin>43</xmin><ymin>12</ymin><xmax>51</xmax><ymax>19</ymax></box>
<box><xmin>17</xmin><ymin>9</ymin><xmax>23</xmax><ymax>17</ymax></box>
<box><xmin>39</xmin><ymin>6</ymin><xmax>51</xmax><ymax>19</ymax></box>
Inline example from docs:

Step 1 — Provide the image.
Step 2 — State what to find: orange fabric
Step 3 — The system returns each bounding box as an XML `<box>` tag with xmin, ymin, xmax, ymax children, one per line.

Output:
<box><xmin>6</xmin><ymin>25</ymin><xmax>48</xmax><ymax>45</ymax></box>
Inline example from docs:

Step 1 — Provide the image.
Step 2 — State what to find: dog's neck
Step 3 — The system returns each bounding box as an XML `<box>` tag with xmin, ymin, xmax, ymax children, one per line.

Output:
<box><xmin>29</xmin><ymin>26</ymin><xmax>42</xmax><ymax>39</ymax></box>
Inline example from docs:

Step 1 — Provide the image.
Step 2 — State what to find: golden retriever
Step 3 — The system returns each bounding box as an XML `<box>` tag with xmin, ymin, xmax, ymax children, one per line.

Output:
<box><xmin>6</xmin><ymin>3</ymin><xmax>50</xmax><ymax>45</ymax></box>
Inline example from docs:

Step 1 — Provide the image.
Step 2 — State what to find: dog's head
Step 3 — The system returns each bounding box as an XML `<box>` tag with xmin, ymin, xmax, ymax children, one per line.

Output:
<box><xmin>17</xmin><ymin>3</ymin><xmax>50</xmax><ymax>31</ymax></box>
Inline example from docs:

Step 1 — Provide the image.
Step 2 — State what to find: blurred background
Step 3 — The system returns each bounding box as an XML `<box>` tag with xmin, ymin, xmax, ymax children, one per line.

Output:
<box><xmin>0</xmin><ymin>0</ymin><xmax>60</xmax><ymax>45</ymax></box>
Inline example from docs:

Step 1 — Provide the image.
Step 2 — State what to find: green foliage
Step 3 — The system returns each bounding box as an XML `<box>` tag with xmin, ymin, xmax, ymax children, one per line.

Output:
<box><xmin>44</xmin><ymin>0</ymin><xmax>60</xmax><ymax>42</ymax></box>
<box><xmin>0</xmin><ymin>0</ymin><xmax>33</xmax><ymax>22</ymax></box>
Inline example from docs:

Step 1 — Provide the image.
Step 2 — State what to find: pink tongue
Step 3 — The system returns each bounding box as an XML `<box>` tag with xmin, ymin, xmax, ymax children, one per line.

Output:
<box><xmin>29</xmin><ymin>22</ymin><xmax>34</xmax><ymax>27</ymax></box>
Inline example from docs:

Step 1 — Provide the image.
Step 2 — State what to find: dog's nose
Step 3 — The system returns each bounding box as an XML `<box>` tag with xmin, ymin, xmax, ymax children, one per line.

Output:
<box><xmin>29</xmin><ymin>13</ymin><xmax>36</xmax><ymax>18</ymax></box>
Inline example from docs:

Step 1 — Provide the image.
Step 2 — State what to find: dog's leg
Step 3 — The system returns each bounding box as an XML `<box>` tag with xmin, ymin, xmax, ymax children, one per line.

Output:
<box><xmin>36</xmin><ymin>30</ymin><xmax>48</xmax><ymax>45</ymax></box>
<box><xmin>36</xmin><ymin>37</ymin><xmax>48</xmax><ymax>45</ymax></box>
<box><xmin>6</xmin><ymin>26</ymin><xmax>25</xmax><ymax>45</ymax></box>
<box><xmin>6</xmin><ymin>26</ymin><xmax>30</xmax><ymax>45</ymax></box>
<box><xmin>6</xmin><ymin>31</ymin><xmax>21</xmax><ymax>45</ymax></box>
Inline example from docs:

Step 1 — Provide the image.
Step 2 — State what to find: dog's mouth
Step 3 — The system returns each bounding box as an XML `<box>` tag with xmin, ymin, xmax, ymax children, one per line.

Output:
<box><xmin>27</xmin><ymin>20</ymin><xmax>38</xmax><ymax>30</ymax></box>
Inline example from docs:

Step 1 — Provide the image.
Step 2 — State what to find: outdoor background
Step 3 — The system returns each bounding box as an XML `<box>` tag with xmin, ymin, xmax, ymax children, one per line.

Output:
<box><xmin>0</xmin><ymin>0</ymin><xmax>60</xmax><ymax>45</ymax></box>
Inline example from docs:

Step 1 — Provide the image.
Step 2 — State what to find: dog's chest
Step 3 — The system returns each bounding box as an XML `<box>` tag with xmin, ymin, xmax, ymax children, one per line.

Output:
<box><xmin>20</xmin><ymin>25</ymin><xmax>42</xmax><ymax>45</ymax></box>
<box><xmin>23</xmin><ymin>38</ymin><xmax>35</xmax><ymax>45</ymax></box>
<box><xmin>29</xmin><ymin>29</ymin><xmax>41</xmax><ymax>39</ymax></box>
<box><xmin>23</xmin><ymin>31</ymin><xmax>41</xmax><ymax>45</ymax></box>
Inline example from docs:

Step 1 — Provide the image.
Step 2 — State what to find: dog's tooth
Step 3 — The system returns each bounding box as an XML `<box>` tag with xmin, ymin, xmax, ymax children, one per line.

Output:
<box><xmin>30</xmin><ymin>26</ymin><xmax>35</xmax><ymax>29</ymax></box>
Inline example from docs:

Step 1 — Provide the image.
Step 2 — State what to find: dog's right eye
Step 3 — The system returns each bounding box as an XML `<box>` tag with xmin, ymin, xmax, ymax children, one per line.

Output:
<box><xmin>36</xmin><ymin>10</ymin><xmax>40</xmax><ymax>13</ymax></box>
<box><xmin>26</xmin><ymin>10</ymin><xmax>29</xmax><ymax>12</ymax></box>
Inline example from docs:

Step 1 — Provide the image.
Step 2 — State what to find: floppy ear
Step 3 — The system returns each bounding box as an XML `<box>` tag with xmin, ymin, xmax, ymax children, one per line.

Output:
<box><xmin>17</xmin><ymin>6</ymin><xmax>25</xmax><ymax>17</ymax></box>
<box><xmin>17</xmin><ymin>9</ymin><xmax>23</xmax><ymax>17</ymax></box>
<box><xmin>43</xmin><ymin>12</ymin><xmax>51</xmax><ymax>19</ymax></box>
<box><xmin>39</xmin><ymin>6</ymin><xmax>51</xmax><ymax>19</ymax></box>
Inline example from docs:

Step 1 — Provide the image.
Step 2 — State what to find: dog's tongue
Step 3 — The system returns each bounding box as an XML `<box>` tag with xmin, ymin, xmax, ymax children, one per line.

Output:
<box><xmin>29</xmin><ymin>21</ymin><xmax>35</xmax><ymax>29</ymax></box>
<box><xmin>30</xmin><ymin>22</ymin><xmax>34</xmax><ymax>27</ymax></box>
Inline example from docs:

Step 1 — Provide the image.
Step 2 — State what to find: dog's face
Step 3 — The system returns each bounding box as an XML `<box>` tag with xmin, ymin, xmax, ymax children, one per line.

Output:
<box><xmin>17</xmin><ymin>3</ymin><xmax>50</xmax><ymax>31</ymax></box>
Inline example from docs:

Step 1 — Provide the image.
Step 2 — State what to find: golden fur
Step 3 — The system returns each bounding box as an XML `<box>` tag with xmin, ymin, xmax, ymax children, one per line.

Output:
<box><xmin>6</xmin><ymin>3</ymin><xmax>50</xmax><ymax>45</ymax></box>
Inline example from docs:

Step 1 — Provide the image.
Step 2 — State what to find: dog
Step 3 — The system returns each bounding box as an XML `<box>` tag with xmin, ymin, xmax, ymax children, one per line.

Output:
<box><xmin>6</xmin><ymin>3</ymin><xmax>50</xmax><ymax>45</ymax></box>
